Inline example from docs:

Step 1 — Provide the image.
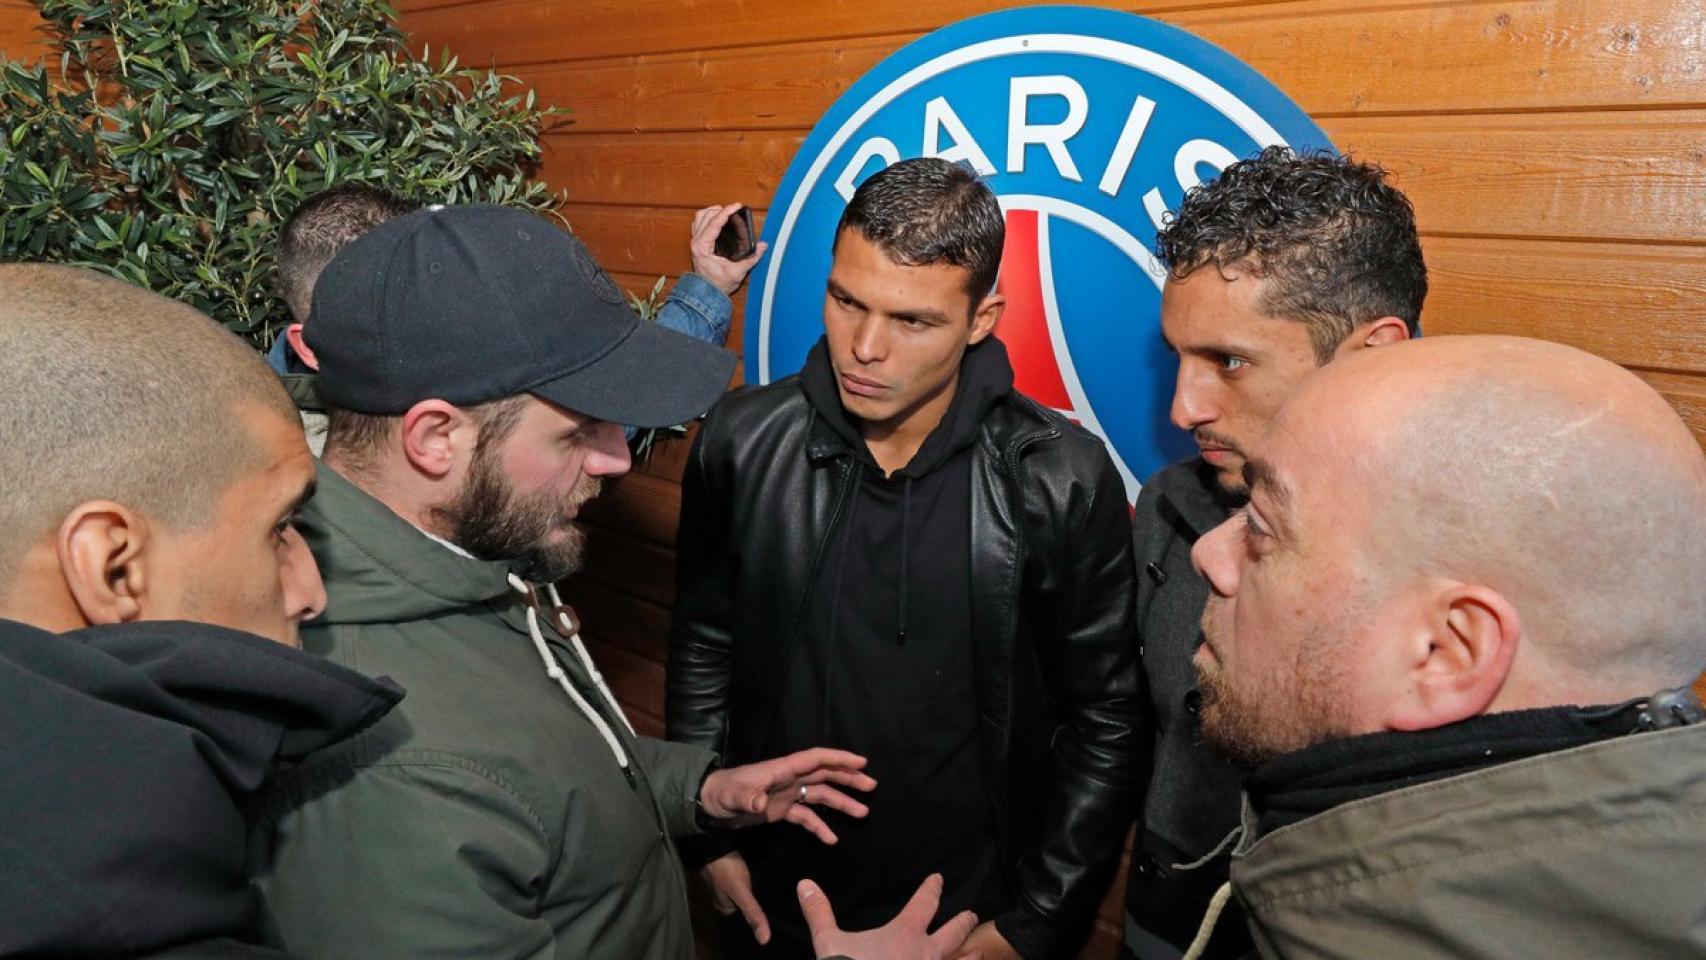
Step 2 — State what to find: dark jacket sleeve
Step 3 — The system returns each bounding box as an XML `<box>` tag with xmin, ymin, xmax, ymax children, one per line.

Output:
<box><xmin>996</xmin><ymin>447</ymin><xmax>1149</xmax><ymax>959</ymax></box>
<box><xmin>666</xmin><ymin>417</ymin><xmax>740</xmax><ymax>865</ymax></box>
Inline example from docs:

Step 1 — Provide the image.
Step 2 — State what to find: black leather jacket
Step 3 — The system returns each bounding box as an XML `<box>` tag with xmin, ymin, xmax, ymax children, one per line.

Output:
<box><xmin>667</xmin><ymin>367</ymin><xmax>1147</xmax><ymax>959</ymax></box>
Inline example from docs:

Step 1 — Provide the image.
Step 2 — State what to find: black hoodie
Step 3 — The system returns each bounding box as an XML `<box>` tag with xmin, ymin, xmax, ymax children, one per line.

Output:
<box><xmin>739</xmin><ymin>337</ymin><xmax>1014</xmax><ymax>948</ymax></box>
<box><xmin>0</xmin><ymin>618</ymin><xmax>402</xmax><ymax>959</ymax></box>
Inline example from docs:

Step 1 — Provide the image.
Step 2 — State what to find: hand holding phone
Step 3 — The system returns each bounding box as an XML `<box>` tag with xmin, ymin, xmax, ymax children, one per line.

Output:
<box><xmin>714</xmin><ymin>206</ymin><xmax>757</xmax><ymax>261</ymax></box>
<box><xmin>692</xmin><ymin>203</ymin><xmax>767</xmax><ymax>296</ymax></box>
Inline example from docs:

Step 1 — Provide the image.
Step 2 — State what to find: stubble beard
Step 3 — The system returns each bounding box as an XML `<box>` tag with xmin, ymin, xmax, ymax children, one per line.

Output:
<box><xmin>431</xmin><ymin>444</ymin><xmax>600</xmax><ymax>585</ymax></box>
<box><xmin>1194</xmin><ymin>605</ymin><xmax>1357</xmax><ymax>767</ymax></box>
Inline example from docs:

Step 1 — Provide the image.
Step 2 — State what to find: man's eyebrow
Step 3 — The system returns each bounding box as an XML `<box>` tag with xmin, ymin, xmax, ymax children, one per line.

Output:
<box><xmin>895</xmin><ymin>308</ymin><xmax>950</xmax><ymax>325</ymax></box>
<box><xmin>825</xmin><ymin>278</ymin><xmax>862</xmax><ymax>307</ymax></box>
<box><xmin>1242</xmin><ymin>457</ymin><xmax>1294</xmax><ymax>515</ymax></box>
<box><xmin>1183</xmin><ymin>340</ymin><xmax>1250</xmax><ymax>359</ymax></box>
<box><xmin>284</xmin><ymin>477</ymin><xmax>317</xmax><ymax>518</ymax></box>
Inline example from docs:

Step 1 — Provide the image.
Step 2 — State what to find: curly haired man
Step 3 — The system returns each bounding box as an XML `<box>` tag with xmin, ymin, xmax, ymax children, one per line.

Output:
<box><xmin>1122</xmin><ymin>146</ymin><xmax>1425</xmax><ymax>960</ymax></box>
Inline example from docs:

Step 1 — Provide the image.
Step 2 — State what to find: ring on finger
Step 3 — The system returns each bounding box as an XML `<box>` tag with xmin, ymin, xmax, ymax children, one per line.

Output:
<box><xmin>798</xmin><ymin>784</ymin><xmax>809</xmax><ymax>803</ymax></box>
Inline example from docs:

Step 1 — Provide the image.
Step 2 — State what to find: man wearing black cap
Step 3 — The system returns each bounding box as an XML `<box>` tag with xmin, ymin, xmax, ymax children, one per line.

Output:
<box><xmin>249</xmin><ymin>205</ymin><xmax>881</xmax><ymax>960</ymax></box>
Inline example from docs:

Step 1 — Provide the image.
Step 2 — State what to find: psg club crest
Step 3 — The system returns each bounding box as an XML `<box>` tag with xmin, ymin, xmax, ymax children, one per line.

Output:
<box><xmin>744</xmin><ymin>5</ymin><xmax>1333</xmax><ymax>499</ymax></box>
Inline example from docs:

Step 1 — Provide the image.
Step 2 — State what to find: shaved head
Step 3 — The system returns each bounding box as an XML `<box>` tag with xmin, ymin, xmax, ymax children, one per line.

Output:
<box><xmin>1193</xmin><ymin>334</ymin><xmax>1706</xmax><ymax>763</ymax></box>
<box><xmin>0</xmin><ymin>264</ymin><xmax>299</xmax><ymax>585</ymax></box>
<box><xmin>1292</xmin><ymin>336</ymin><xmax>1706</xmax><ymax>697</ymax></box>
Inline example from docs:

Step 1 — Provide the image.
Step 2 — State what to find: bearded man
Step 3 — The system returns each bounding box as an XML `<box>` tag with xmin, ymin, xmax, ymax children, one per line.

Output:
<box><xmin>251</xmin><ymin>205</ymin><xmax>883</xmax><ymax>960</ymax></box>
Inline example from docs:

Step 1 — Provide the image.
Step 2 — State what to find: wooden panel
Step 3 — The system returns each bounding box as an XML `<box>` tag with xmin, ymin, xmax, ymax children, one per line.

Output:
<box><xmin>544</xmin><ymin>132</ymin><xmax>803</xmax><ymax>207</ymax></box>
<box><xmin>580</xmin><ymin>207</ymin><xmax>1706</xmax><ymax>376</ymax></box>
<box><xmin>550</xmin><ymin>115</ymin><xmax>1706</xmax><ymax>243</ymax></box>
<box><xmin>1171</xmin><ymin>0</ymin><xmax>1706</xmax><ymax>115</ymax></box>
<box><xmin>517</xmin><ymin>37</ymin><xmax>889</xmax><ymax>134</ymax></box>
<box><xmin>565</xmin><ymin>203</ymin><xmax>712</xmax><ymax>277</ymax></box>
<box><xmin>1637</xmin><ymin>371</ymin><xmax>1706</xmax><ymax>446</ymax></box>
<box><xmin>0</xmin><ymin>0</ymin><xmax>47</xmax><ymax>63</ymax></box>
<box><xmin>408</xmin><ymin>0</ymin><xmax>1706</xmax><ymax>113</ymax></box>
<box><xmin>632</xmin><ymin>420</ymin><xmax>698</xmax><ymax>483</ymax></box>
<box><xmin>582</xmin><ymin>520</ymin><xmax>678</xmax><ymax>609</ymax></box>
<box><xmin>561</xmin><ymin>573</ymin><xmax>672</xmax><ymax>665</ymax></box>
<box><xmin>403</xmin><ymin>0</ymin><xmax>1025</xmax><ymax>66</ymax></box>
<box><xmin>577</xmin><ymin>631</ymin><xmax>668</xmax><ymax>722</ymax></box>
<box><xmin>1421</xmin><ymin>236</ymin><xmax>1706</xmax><ymax>375</ymax></box>
<box><xmin>1329</xmin><ymin>110</ymin><xmax>1706</xmax><ymax>244</ymax></box>
<box><xmin>399</xmin><ymin>3</ymin><xmax>1706</xmax><ymax>959</ymax></box>
<box><xmin>412</xmin><ymin>0</ymin><xmax>1706</xmax><ymax>118</ymax></box>
<box><xmin>580</xmin><ymin>469</ymin><xmax>685</xmax><ymax>549</ymax></box>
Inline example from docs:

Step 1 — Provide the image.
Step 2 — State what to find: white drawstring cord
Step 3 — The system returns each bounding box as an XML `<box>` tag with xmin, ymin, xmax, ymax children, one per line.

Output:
<box><xmin>545</xmin><ymin>582</ymin><xmax>636</xmax><ymax>736</ymax></box>
<box><xmin>509</xmin><ymin>574</ymin><xmax>632</xmax><ymax>780</ymax></box>
<box><xmin>1181</xmin><ymin>881</ymin><xmax>1235</xmax><ymax>960</ymax></box>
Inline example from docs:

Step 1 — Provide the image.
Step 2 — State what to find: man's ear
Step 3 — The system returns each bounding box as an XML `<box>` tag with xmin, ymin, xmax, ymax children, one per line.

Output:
<box><xmin>399</xmin><ymin>399</ymin><xmax>476</xmax><ymax>480</ymax></box>
<box><xmin>1386</xmin><ymin>582</ymin><xmax>1521</xmax><ymax>732</ymax></box>
<box><xmin>57</xmin><ymin>501</ymin><xmax>150</xmax><ymax>626</ymax></box>
<box><xmin>284</xmin><ymin>322</ymin><xmax>319</xmax><ymax>371</ymax></box>
<box><xmin>968</xmin><ymin>292</ymin><xmax>1006</xmax><ymax>346</ymax></box>
<box><xmin>1360</xmin><ymin>316</ymin><xmax>1412</xmax><ymax>348</ymax></box>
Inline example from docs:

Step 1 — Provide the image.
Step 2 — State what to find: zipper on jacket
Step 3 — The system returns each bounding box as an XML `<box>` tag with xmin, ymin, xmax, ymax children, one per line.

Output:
<box><xmin>757</xmin><ymin>456</ymin><xmax>859</xmax><ymax>749</ymax></box>
<box><xmin>985</xmin><ymin>424</ymin><xmax>1059</xmax><ymax>837</ymax></box>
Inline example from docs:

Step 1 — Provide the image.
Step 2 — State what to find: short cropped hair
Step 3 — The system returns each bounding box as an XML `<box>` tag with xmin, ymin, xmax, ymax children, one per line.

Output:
<box><xmin>834</xmin><ymin>157</ymin><xmax>1005</xmax><ymax>305</ymax></box>
<box><xmin>277</xmin><ymin>184</ymin><xmax>421</xmax><ymax>322</ymax></box>
<box><xmin>1157</xmin><ymin>146</ymin><xmax>1427</xmax><ymax>363</ymax></box>
<box><xmin>0</xmin><ymin>264</ymin><xmax>299</xmax><ymax>582</ymax></box>
<box><xmin>323</xmin><ymin>395</ymin><xmax>530</xmax><ymax>480</ymax></box>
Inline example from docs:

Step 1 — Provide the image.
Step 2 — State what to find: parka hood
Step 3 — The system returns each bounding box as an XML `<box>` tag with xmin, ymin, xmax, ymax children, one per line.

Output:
<box><xmin>1</xmin><ymin>617</ymin><xmax>401</xmax><ymax>957</ymax></box>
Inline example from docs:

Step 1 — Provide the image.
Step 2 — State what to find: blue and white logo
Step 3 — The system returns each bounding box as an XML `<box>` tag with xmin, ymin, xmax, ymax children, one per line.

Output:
<box><xmin>745</xmin><ymin>5</ymin><xmax>1332</xmax><ymax>499</ymax></box>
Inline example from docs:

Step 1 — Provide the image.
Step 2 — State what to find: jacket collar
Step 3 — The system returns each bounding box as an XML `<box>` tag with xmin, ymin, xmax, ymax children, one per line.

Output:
<box><xmin>1243</xmin><ymin>700</ymin><xmax>1647</xmax><ymax>837</ymax></box>
<box><xmin>280</xmin><ymin>372</ymin><xmax>324</xmax><ymax>413</ymax></box>
<box><xmin>797</xmin><ymin>335</ymin><xmax>1030</xmax><ymax>472</ymax></box>
<box><xmin>298</xmin><ymin>461</ymin><xmax>516</xmax><ymax>625</ymax></box>
<box><xmin>1152</xmin><ymin>457</ymin><xmax>1238</xmax><ymax>537</ymax></box>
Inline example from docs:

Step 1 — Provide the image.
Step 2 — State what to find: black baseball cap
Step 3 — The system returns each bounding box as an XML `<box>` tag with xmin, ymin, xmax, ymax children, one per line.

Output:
<box><xmin>306</xmin><ymin>204</ymin><xmax>737</xmax><ymax>428</ymax></box>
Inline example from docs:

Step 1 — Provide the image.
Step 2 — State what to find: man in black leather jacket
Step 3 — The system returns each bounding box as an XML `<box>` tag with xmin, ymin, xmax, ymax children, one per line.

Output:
<box><xmin>668</xmin><ymin>158</ymin><xmax>1145</xmax><ymax>960</ymax></box>
<box><xmin>1121</xmin><ymin>147</ymin><xmax>1424</xmax><ymax>960</ymax></box>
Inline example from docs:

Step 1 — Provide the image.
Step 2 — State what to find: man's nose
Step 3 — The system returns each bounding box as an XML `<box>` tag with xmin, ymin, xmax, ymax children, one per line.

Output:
<box><xmin>1170</xmin><ymin>364</ymin><xmax>1218</xmax><ymax>431</ymax></box>
<box><xmin>283</xmin><ymin>529</ymin><xmax>328</xmax><ymax>625</ymax></box>
<box><xmin>1191</xmin><ymin>515</ymin><xmax>1243</xmax><ymax>599</ymax></box>
<box><xmin>850</xmin><ymin>315</ymin><xmax>887</xmax><ymax>364</ymax></box>
<box><xmin>585</xmin><ymin>420</ymin><xmax>633</xmax><ymax>478</ymax></box>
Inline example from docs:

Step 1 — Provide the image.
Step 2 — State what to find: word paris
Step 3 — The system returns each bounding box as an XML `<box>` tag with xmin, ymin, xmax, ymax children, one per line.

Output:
<box><xmin>836</xmin><ymin>73</ymin><xmax>1234</xmax><ymax>236</ymax></box>
<box><xmin>749</xmin><ymin>7</ymin><xmax>1331</xmax><ymax>497</ymax></box>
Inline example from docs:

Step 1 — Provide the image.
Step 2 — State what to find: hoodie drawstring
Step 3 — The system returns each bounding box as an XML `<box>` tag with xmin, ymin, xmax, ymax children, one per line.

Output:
<box><xmin>545</xmin><ymin>582</ymin><xmax>636</xmax><ymax>737</ymax></box>
<box><xmin>509</xmin><ymin>574</ymin><xmax>634</xmax><ymax>784</ymax></box>
<box><xmin>1181</xmin><ymin>881</ymin><xmax>1234</xmax><ymax>960</ymax></box>
<box><xmin>1176</xmin><ymin>825</ymin><xmax>1244</xmax><ymax>960</ymax></box>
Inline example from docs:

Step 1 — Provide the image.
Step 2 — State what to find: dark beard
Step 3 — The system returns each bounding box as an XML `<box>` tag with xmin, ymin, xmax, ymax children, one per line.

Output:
<box><xmin>431</xmin><ymin>446</ymin><xmax>596</xmax><ymax>584</ymax></box>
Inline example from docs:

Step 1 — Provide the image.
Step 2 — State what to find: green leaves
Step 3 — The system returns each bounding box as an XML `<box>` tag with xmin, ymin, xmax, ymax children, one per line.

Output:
<box><xmin>1</xmin><ymin>0</ymin><xmax>568</xmax><ymax>345</ymax></box>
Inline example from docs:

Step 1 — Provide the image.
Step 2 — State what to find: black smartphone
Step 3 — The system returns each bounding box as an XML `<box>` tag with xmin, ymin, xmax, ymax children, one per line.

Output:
<box><xmin>713</xmin><ymin>206</ymin><xmax>757</xmax><ymax>260</ymax></box>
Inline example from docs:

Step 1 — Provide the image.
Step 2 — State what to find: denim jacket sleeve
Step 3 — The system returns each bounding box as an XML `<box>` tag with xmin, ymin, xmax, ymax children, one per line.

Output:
<box><xmin>657</xmin><ymin>273</ymin><xmax>733</xmax><ymax>347</ymax></box>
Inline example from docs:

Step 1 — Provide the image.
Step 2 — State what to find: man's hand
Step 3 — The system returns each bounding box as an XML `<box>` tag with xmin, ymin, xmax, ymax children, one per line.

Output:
<box><xmin>700</xmin><ymin>851</ymin><xmax>771</xmax><ymax>945</ymax></box>
<box><xmin>689</xmin><ymin>202</ymin><xmax>767</xmax><ymax>295</ymax></box>
<box><xmin>698</xmin><ymin>747</ymin><xmax>876</xmax><ymax>843</ymax></box>
<box><xmin>949</xmin><ymin>921</ymin><xmax>1021</xmax><ymax>960</ymax></box>
<box><xmin>800</xmin><ymin>873</ymin><xmax>979</xmax><ymax>960</ymax></box>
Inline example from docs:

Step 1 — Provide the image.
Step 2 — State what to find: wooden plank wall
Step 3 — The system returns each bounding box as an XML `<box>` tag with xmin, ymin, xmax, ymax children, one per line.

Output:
<box><xmin>394</xmin><ymin>2</ymin><xmax>1706</xmax><ymax>956</ymax></box>
<box><xmin>3</xmin><ymin>0</ymin><xmax>1703</xmax><ymax>956</ymax></box>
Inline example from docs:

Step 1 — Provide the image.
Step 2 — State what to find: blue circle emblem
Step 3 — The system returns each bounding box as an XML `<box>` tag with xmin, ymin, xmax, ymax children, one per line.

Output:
<box><xmin>745</xmin><ymin>5</ymin><xmax>1332</xmax><ymax>498</ymax></box>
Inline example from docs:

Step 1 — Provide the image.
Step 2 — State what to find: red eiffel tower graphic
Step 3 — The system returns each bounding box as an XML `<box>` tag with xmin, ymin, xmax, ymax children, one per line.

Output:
<box><xmin>995</xmin><ymin>208</ymin><xmax>1076</xmax><ymax>418</ymax></box>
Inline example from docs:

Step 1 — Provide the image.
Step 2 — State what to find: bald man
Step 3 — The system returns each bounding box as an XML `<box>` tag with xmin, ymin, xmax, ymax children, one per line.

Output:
<box><xmin>0</xmin><ymin>264</ymin><xmax>402</xmax><ymax>958</ymax></box>
<box><xmin>1181</xmin><ymin>335</ymin><xmax>1706</xmax><ymax>959</ymax></box>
